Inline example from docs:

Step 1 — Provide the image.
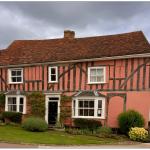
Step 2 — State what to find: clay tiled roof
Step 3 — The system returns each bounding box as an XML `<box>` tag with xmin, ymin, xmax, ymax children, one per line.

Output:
<box><xmin>73</xmin><ymin>90</ymin><xmax>106</xmax><ymax>97</ymax></box>
<box><xmin>0</xmin><ymin>31</ymin><xmax>150</xmax><ymax>66</ymax></box>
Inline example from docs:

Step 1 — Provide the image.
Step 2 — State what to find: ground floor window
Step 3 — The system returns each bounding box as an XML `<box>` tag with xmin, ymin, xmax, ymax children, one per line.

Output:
<box><xmin>72</xmin><ymin>97</ymin><xmax>105</xmax><ymax>119</ymax></box>
<box><xmin>5</xmin><ymin>95</ymin><xmax>26</xmax><ymax>114</ymax></box>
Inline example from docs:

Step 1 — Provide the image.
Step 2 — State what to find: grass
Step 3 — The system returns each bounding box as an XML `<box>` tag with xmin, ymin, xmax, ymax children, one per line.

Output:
<box><xmin>0</xmin><ymin>125</ymin><xmax>132</xmax><ymax>145</ymax></box>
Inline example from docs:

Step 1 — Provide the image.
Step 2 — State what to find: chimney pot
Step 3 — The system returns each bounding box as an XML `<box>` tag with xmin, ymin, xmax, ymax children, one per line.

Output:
<box><xmin>64</xmin><ymin>30</ymin><xmax>75</xmax><ymax>39</ymax></box>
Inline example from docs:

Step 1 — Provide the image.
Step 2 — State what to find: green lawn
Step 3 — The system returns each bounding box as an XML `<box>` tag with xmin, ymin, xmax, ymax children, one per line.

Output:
<box><xmin>0</xmin><ymin>125</ymin><xmax>132</xmax><ymax>145</ymax></box>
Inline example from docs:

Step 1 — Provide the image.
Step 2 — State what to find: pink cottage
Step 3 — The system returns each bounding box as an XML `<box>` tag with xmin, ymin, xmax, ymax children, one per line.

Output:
<box><xmin>1</xmin><ymin>30</ymin><xmax>150</xmax><ymax>128</ymax></box>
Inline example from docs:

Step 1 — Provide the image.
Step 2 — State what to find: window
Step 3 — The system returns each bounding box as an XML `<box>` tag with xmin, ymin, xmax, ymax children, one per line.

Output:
<box><xmin>72</xmin><ymin>97</ymin><xmax>105</xmax><ymax>119</ymax></box>
<box><xmin>8</xmin><ymin>97</ymin><xmax>17</xmax><ymax>112</ymax></box>
<box><xmin>88</xmin><ymin>67</ymin><xmax>106</xmax><ymax>84</ymax></box>
<box><xmin>48</xmin><ymin>67</ymin><xmax>58</xmax><ymax>83</ymax></box>
<box><xmin>78</xmin><ymin>100</ymin><xmax>94</xmax><ymax>116</ymax></box>
<box><xmin>5</xmin><ymin>95</ymin><xmax>26</xmax><ymax>114</ymax></box>
<box><xmin>19</xmin><ymin>97</ymin><xmax>24</xmax><ymax>112</ymax></box>
<box><xmin>8</xmin><ymin>68</ymin><xmax>23</xmax><ymax>84</ymax></box>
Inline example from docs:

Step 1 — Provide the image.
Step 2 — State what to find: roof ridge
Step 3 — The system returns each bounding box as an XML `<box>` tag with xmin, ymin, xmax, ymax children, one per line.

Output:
<box><xmin>8</xmin><ymin>30</ymin><xmax>143</xmax><ymax>43</ymax></box>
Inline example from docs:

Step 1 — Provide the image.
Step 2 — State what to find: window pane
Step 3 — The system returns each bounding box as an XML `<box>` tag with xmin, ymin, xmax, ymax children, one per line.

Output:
<box><xmin>89</xmin><ymin>101</ymin><xmax>94</xmax><ymax>108</ymax></box>
<box><xmin>51</xmin><ymin>75</ymin><xmax>56</xmax><ymax>81</ymax></box>
<box><xmin>84</xmin><ymin>101</ymin><xmax>88</xmax><ymax>107</ymax></box>
<box><xmin>89</xmin><ymin>109</ymin><xmax>94</xmax><ymax>116</ymax></box>
<box><xmin>20</xmin><ymin>98</ymin><xmax>24</xmax><ymax>104</ymax></box>
<box><xmin>97</xmin><ymin>109</ymin><xmax>102</xmax><ymax>117</ymax></box>
<box><xmin>79</xmin><ymin>109</ymin><xmax>83</xmax><ymax>116</ymax></box>
<box><xmin>12</xmin><ymin>77</ymin><xmax>17</xmax><ymax>82</ymax></box>
<box><xmin>97</xmin><ymin>69</ymin><xmax>103</xmax><ymax>76</ymax></box>
<box><xmin>17</xmin><ymin>71</ymin><xmax>21</xmax><ymax>76</ymax></box>
<box><xmin>73</xmin><ymin>100</ymin><xmax>76</xmax><ymax>116</ymax></box>
<box><xmin>8</xmin><ymin>105</ymin><xmax>16</xmax><ymax>112</ymax></box>
<box><xmin>19</xmin><ymin>105</ymin><xmax>23</xmax><ymax>112</ymax></box>
<box><xmin>98</xmin><ymin>100</ymin><xmax>102</xmax><ymax>108</ymax></box>
<box><xmin>97</xmin><ymin>76</ymin><xmax>104</xmax><ymax>82</ymax></box>
<box><xmin>79</xmin><ymin>101</ymin><xmax>83</xmax><ymax>108</ymax></box>
<box><xmin>11</xmin><ymin>71</ymin><xmax>16</xmax><ymax>76</ymax></box>
<box><xmin>17</xmin><ymin>77</ymin><xmax>22</xmax><ymax>82</ymax></box>
<box><xmin>84</xmin><ymin>109</ymin><xmax>88</xmax><ymax>116</ymax></box>
<box><xmin>8</xmin><ymin>97</ymin><xmax>16</xmax><ymax>104</ymax></box>
<box><xmin>90</xmin><ymin>76</ymin><xmax>96</xmax><ymax>82</ymax></box>
<box><xmin>51</xmin><ymin>68</ymin><xmax>56</xmax><ymax>74</ymax></box>
<box><xmin>49</xmin><ymin>97</ymin><xmax>59</xmax><ymax>100</ymax></box>
<box><xmin>90</xmin><ymin>69</ymin><xmax>96</xmax><ymax>75</ymax></box>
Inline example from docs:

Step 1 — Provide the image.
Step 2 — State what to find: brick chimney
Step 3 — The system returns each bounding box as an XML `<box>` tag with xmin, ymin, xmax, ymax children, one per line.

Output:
<box><xmin>64</xmin><ymin>30</ymin><xmax>75</xmax><ymax>39</ymax></box>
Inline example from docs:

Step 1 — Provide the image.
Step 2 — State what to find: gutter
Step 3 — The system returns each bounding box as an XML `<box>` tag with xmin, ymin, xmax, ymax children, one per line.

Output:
<box><xmin>1</xmin><ymin>52</ymin><xmax>150</xmax><ymax>68</ymax></box>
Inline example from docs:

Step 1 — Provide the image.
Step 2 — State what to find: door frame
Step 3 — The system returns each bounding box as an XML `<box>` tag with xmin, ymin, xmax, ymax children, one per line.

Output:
<box><xmin>45</xmin><ymin>94</ymin><xmax>61</xmax><ymax>124</ymax></box>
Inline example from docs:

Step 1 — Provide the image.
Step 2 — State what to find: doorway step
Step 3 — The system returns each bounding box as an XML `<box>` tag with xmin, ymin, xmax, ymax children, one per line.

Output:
<box><xmin>48</xmin><ymin>125</ymin><xmax>65</xmax><ymax>131</ymax></box>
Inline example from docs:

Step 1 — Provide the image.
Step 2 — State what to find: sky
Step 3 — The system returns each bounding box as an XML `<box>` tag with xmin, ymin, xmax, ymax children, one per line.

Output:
<box><xmin>0</xmin><ymin>1</ymin><xmax>150</xmax><ymax>49</ymax></box>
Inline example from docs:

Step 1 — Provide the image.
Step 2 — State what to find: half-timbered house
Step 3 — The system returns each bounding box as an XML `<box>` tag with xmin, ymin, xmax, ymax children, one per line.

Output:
<box><xmin>1</xmin><ymin>30</ymin><xmax>150</xmax><ymax>128</ymax></box>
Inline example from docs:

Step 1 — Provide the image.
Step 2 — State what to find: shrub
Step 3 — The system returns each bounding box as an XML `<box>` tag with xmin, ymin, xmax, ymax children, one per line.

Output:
<box><xmin>2</xmin><ymin>111</ymin><xmax>22</xmax><ymax>123</ymax></box>
<box><xmin>65</xmin><ymin>128</ymin><xmax>92</xmax><ymax>135</ymax></box>
<box><xmin>96</xmin><ymin>126</ymin><xmax>112</xmax><ymax>135</ymax></box>
<box><xmin>0</xmin><ymin>93</ymin><xmax>5</xmax><ymax>113</ymax></box>
<box><xmin>118</xmin><ymin>110</ymin><xmax>145</xmax><ymax>134</ymax></box>
<box><xmin>142</xmin><ymin>134</ymin><xmax>150</xmax><ymax>143</ymax></box>
<box><xmin>74</xmin><ymin>119</ymin><xmax>102</xmax><ymax>131</ymax></box>
<box><xmin>0</xmin><ymin>93</ymin><xmax>5</xmax><ymax>106</ymax></box>
<box><xmin>27</xmin><ymin>92</ymin><xmax>45</xmax><ymax>118</ymax></box>
<box><xmin>129</xmin><ymin>127</ymin><xmax>148</xmax><ymax>141</ymax></box>
<box><xmin>22</xmin><ymin>117</ymin><xmax>48</xmax><ymax>132</ymax></box>
<box><xmin>0</xmin><ymin>113</ymin><xmax>4</xmax><ymax>121</ymax></box>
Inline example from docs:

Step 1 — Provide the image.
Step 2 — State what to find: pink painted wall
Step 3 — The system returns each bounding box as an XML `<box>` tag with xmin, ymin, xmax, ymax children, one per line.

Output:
<box><xmin>0</xmin><ymin>57</ymin><xmax>150</xmax><ymax>92</ymax></box>
<box><xmin>107</xmin><ymin>96</ymin><xmax>124</xmax><ymax>128</ymax></box>
<box><xmin>104</xmin><ymin>91</ymin><xmax>150</xmax><ymax>128</ymax></box>
<box><xmin>1</xmin><ymin>57</ymin><xmax>150</xmax><ymax>128</ymax></box>
<box><xmin>126</xmin><ymin>91</ymin><xmax>150</xmax><ymax>128</ymax></box>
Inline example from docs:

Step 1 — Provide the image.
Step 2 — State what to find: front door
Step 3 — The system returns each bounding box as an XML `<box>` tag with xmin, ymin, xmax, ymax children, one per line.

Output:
<box><xmin>48</xmin><ymin>101</ymin><xmax>58</xmax><ymax>125</ymax></box>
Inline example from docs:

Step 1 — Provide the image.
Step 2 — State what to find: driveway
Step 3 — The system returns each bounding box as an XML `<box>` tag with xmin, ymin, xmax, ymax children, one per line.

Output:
<box><xmin>0</xmin><ymin>142</ymin><xmax>150</xmax><ymax>148</ymax></box>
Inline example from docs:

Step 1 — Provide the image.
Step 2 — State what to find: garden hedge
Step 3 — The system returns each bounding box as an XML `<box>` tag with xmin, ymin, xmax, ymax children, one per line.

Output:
<box><xmin>2</xmin><ymin>111</ymin><xmax>22</xmax><ymax>123</ymax></box>
<box><xmin>74</xmin><ymin>118</ymin><xmax>102</xmax><ymax>130</ymax></box>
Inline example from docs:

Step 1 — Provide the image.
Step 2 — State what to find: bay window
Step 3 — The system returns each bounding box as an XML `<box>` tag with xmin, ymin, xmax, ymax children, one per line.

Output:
<box><xmin>5</xmin><ymin>95</ymin><xmax>26</xmax><ymax>114</ymax></box>
<box><xmin>72</xmin><ymin>97</ymin><xmax>105</xmax><ymax>119</ymax></box>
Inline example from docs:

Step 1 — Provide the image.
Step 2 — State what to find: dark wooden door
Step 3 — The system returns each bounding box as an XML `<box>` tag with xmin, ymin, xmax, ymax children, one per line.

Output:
<box><xmin>48</xmin><ymin>102</ymin><xmax>58</xmax><ymax>125</ymax></box>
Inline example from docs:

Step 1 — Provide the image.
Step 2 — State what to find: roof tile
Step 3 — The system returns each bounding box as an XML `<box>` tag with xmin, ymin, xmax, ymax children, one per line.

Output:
<box><xmin>0</xmin><ymin>31</ymin><xmax>150</xmax><ymax>66</ymax></box>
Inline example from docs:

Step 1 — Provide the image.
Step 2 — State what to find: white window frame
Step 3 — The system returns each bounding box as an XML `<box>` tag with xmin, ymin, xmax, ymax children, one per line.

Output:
<box><xmin>72</xmin><ymin>96</ymin><xmax>105</xmax><ymax>119</ymax></box>
<box><xmin>8</xmin><ymin>68</ymin><xmax>23</xmax><ymax>84</ymax></box>
<box><xmin>5</xmin><ymin>95</ymin><xmax>26</xmax><ymax>114</ymax></box>
<box><xmin>48</xmin><ymin>66</ymin><xmax>58</xmax><ymax>83</ymax></box>
<box><xmin>88</xmin><ymin>66</ymin><xmax>106</xmax><ymax>84</ymax></box>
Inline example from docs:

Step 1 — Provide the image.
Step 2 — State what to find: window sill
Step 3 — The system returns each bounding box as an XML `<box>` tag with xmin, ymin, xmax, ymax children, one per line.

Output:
<box><xmin>48</xmin><ymin>81</ymin><xmax>58</xmax><ymax>83</ymax></box>
<box><xmin>72</xmin><ymin>116</ymin><xmax>105</xmax><ymax>119</ymax></box>
<box><xmin>87</xmin><ymin>82</ymin><xmax>106</xmax><ymax>85</ymax></box>
<box><xmin>8</xmin><ymin>82</ymin><xmax>23</xmax><ymax>84</ymax></box>
<box><xmin>4</xmin><ymin>110</ymin><xmax>26</xmax><ymax>115</ymax></box>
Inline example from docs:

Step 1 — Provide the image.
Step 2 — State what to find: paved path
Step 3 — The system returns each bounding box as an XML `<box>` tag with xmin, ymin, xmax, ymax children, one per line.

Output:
<box><xmin>0</xmin><ymin>142</ymin><xmax>150</xmax><ymax>148</ymax></box>
<box><xmin>0</xmin><ymin>142</ymin><xmax>37</xmax><ymax>148</ymax></box>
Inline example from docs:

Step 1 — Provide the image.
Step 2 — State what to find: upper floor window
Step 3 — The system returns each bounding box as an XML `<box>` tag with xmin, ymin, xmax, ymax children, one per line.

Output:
<box><xmin>8</xmin><ymin>68</ymin><xmax>23</xmax><ymax>84</ymax></box>
<box><xmin>48</xmin><ymin>66</ymin><xmax>58</xmax><ymax>83</ymax></box>
<box><xmin>88</xmin><ymin>67</ymin><xmax>106</xmax><ymax>84</ymax></box>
